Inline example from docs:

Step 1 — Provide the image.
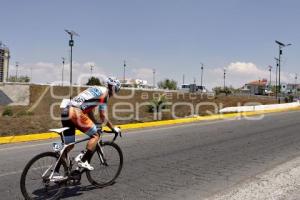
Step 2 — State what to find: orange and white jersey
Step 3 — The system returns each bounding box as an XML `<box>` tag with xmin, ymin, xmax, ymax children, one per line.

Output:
<box><xmin>69</xmin><ymin>86</ymin><xmax>109</xmax><ymax>113</ymax></box>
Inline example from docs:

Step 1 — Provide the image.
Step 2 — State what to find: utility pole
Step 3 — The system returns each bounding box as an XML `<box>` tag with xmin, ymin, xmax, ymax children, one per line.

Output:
<box><xmin>268</xmin><ymin>65</ymin><xmax>272</xmax><ymax>90</ymax></box>
<box><xmin>200</xmin><ymin>63</ymin><xmax>204</xmax><ymax>88</ymax></box>
<box><xmin>15</xmin><ymin>62</ymin><xmax>19</xmax><ymax>81</ymax></box>
<box><xmin>62</xmin><ymin>57</ymin><xmax>65</xmax><ymax>86</ymax></box>
<box><xmin>275</xmin><ymin>40</ymin><xmax>291</xmax><ymax>103</ymax></box>
<box><xmin>30</xmin><ymin>67</ymin><xmax>33</xmax><ymax>83</ymax></box>
<box><xmin>223</xmin><ymin>69</ymin><xmax>226</xmax><ymax>89</ymax></box>
<box><xmin>295</xmin><ymin>73</ymin><xmax>298</xmax><ymax>95</ymax></box>
<box><xmin>275</xmin><ymin>57</ymin><xmax>279</xmax><ymax>100</ymax></box>
<box><xmin>65</xmin><ymin>29</ymin><xmax>79</xmax><ymax>99</ymax></box>
<box><xmin>90</xmin><ymin>65</ymin><xmax>94</xmax><ymax>78</ymax></box>
<box><xmin>153</xmin><ymin>69</ymin><xmax>156</xmax><ymax>88</ymax></box>
<box><xmin>123</xmin><ymin>60</ymin><xmax>126</xmax><ymax>83</ymax></box>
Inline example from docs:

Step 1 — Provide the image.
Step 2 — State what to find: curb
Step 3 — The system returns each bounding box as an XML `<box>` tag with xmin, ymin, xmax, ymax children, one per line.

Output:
<box><xmin>1</xmin><ymin>106</ymin><xmax>300</xmax><ymax>144</ymax></box>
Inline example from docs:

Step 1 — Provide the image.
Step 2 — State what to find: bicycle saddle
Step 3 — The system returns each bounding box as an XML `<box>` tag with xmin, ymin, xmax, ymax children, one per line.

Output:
<box><xmin>49</xmin><ymin>127</ymin><xmax>70</xmax><ymax>134</ymax></box>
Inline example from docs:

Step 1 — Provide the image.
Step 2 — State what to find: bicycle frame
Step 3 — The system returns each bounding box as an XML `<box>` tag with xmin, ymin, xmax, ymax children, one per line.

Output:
<box><xmin>47</xmin><ymin>130</ymin><xmax>118</xmax><ymax>181</ymax></box>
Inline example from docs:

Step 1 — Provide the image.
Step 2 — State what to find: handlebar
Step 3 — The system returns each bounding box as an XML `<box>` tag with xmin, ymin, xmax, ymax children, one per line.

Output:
<box><xmin>100</xmin><ymin>128</ymin><xmax>122</xmax><ymax>142</ymax></box>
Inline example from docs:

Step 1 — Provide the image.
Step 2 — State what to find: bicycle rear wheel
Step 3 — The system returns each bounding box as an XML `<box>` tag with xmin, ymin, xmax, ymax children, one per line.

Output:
<box><xmin>86</xmin><ymin>142</ymin><xmax>123</xmax><ymax>187</ymax></box>
<box><xmin>20</xmin><ymin>152</ymin><xmax>67</xmax><ymax>200</ymax></box>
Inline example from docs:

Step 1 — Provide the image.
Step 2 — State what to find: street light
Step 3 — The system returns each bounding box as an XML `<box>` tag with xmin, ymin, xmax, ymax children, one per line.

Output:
<box><xmin>275</xmin><ymin>40</ymin><xmax>291</xmax><ymax>103</ymax></box>
<box><xmin>123</xmin><ymin>60</ymin><xmax>126</xmax><ymax>83</ymax></box>
<box><xmin>65</xmin><ymin>29</ymin><xmax>79</xmax><ymax>99</ymax></box>
<box><xmin>200</xmin><ymin>63</ymin><xmax>204</xmax><ymax>89</ymax></box>
<box><xmin>223</xmin><ymin>68</ymin><xmax>226</xmax><ymax>90</ymax></box>
<box><xmin>61</xmin><ymin>57</ymin><xmax>65</xmax><ymax>86</ymax></box>
<box><xmin>153</xmin><ymin>69</ymin><xmax>156</xmax><ymax>88</ymax></box>
<box><xmin>90</xmin><ymin>65</ymin><xmax>94</xmax><ymax>78</ymax></box>
<box><xmin>15</xmin><ymin>62</ymin><xmax>19</xmax><ymax>81</ymax></box>
<box><xmin>274</xmin><ymin>57</ymin><xmax>279</xmax><ymax>100</ymax></box>
<box><xmin>268</xmin><ymin>65</ymin><xmax>272</xmax><ymax>90</ymax></box>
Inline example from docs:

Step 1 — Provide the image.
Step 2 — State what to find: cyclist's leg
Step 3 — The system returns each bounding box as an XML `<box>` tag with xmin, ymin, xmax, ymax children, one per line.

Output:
<box><xmin>54</xmin><ymin>107</ymin><xmax>75</xmax><ymax>173</ymax></box>
<box><xmin>70</xmin><ymin>108</ymin><xmax>100</xmax><ymax>163</ymax></box>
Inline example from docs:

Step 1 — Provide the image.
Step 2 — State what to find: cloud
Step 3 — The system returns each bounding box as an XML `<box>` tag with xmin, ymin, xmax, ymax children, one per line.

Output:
<box><xmin>206</xmin><ymin>62</ymin><xmax>295</xmax><ymax>89</ymax></box>
<box><xmin>9</xmin><ymin>61</ymin><xmax>107</xmax><ymax>85</ymax></box>
<box><xmin>227</xmin><ymin>62</ymin><xmax>268</xmax><ymax>77</ymax></box>
<box><xmin>132</xmin><ymin>68</ymin><xmax>153</xmax><ymax>81</ymax></box>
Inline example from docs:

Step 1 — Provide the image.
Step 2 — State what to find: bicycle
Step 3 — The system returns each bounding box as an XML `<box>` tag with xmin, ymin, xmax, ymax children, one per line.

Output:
<box><xmin>20</xmin><ymin>127</ymin><xmax>123</xmax><ymax>200</ymax></box>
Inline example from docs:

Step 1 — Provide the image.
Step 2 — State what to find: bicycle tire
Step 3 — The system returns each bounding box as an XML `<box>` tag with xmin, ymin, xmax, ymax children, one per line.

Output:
<box><xmin>86</xmin><ymin>142</ymin><xmax>123</xmax><ymax>187</ymax></box>
<box><xmin>20</xmin><ymin>152</ymin><xmax>68</xmax><ymax>200</ymax></box>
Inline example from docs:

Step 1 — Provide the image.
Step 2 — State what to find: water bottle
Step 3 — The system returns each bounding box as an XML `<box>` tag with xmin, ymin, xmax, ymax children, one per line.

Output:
<box><xmin>52</xmin><ymin>142</ymin><xmax>64</xmax><ymax>152</ymax></box>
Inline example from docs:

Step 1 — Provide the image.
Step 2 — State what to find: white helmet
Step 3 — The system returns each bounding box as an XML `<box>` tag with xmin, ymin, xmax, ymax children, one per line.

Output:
<box><xmin>106</xmin><ymin>77</ymin><xmax>121</xmax><ymax>93</ymax></box>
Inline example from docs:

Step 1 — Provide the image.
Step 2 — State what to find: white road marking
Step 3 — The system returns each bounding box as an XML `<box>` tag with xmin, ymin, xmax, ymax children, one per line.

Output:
<box><xmin>0</xmin><ymin>170</ymin><xmax>23</xmax><ymax>178</ymax></box>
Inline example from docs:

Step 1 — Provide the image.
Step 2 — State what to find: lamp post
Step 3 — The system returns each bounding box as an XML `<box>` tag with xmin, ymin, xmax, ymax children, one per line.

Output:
<box><xmin>295</xmin><ymin>73</ymin><xmax>298</xmax><ymax>95</ymax></box>
<box><xmin>275</xmin><ymin>40</ymin><xmax>291</xmax><ymax>103</ymax></box>
<box><xmin>153</xmin><ymin>69</ymin><xmax>156</xmax><ymax>88</ymax></box>
<box><xmin>123</xmin><ymin>60</ymin><xmax>126</xmax><ymax>83</ymax></box>
<box><xmin>268</xmin><ymin>65</ymin><xmax>272</xmax><ymax>90</ymax></box>
<box><xmin>90</xmin><ymin>65</ymin><xmax>94</xmax><ymax>78</ymax></box>
<box><xmin>223</xmin><ymin>68</ymin><xmax>226</xmax><ymax>90</ymax></box>
<box><xmin>15</xmin><ymin>62</ymin><xmax>19</xmax><ymax>81</ymax></box>
<box><xmin>65</xmin><ymin>29</ymin><xmax>79</xmax><ymax>99</ymax></box>
<box><xmin>62</xmin><ymin>57</ymin><xmax>65</xmax><ymax>86</ymax></box>
<box><xmin>274</xmin><ymin>57</ymin><xmax>279</xmax><ymax>100</ymax></box>
<box><xmin>30</xmin><ymin>67</ymin><xmax>33</xmax><ymax>83</ymax></box>
<box><xmin>200</xmin><ymin>63</ymin><xmax>204</xmax><ymax>88</ymax></box>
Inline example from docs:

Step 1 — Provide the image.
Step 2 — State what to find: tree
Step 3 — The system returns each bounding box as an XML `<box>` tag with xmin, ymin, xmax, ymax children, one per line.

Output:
<box><xmin>8</xmin><ymin>75</ymin><xmax>30</xmax><ymax>83</ymax></box>
<box><xmin>86</xmin><ymin>77</ymin><xmax>101</xmax><ymax>86</ymax></box>
<box><xmin>157</xmin><ymin>79</ymin><xmax>177</xmax><ymax>90</ymax></box>
<box><xmin>213</xmin><ymin>86</ymin><xmax>233</xmax><ymax>95</ymax></box>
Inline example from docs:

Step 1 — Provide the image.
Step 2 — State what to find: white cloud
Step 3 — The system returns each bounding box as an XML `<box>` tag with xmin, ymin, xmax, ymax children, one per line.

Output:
<box><xmin>132</xmin><ymin>68</ymin><xmax>153</xmax><ymax>81</ymax></box>
<box><xmin>9</xmin><ymin>61</ymin><xmax>107</xmax><ymax>85</ymax></box>
<box><xmin>227</xmin><ymin>62</ymin><xmax>268</xmax><ymax>77</ymax></box>
<box><xmin>205</xmin><ymin>62</ymin><xmax>295</xmax><ymax>89</ymax></box>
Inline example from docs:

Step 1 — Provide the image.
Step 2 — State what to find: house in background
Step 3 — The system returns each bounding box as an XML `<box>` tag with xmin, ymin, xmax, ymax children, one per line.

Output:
<box><xmin>180</xmin><ymin>84</ymin><xmax>207</xmax><ymax>93</ymax></box>
<box><xmin>241</xmin><ymin>79</ymin><xmax>268</xmax><ymax>95</ymax></box>
<box><xmin>282</xmin><ymin>83</ymin><xmax>300</xmax><ymax>94</ymax></box>
<box><xmin>121</xmin><ymin>78</ymin><xmax>153</xmax><ymax>89</ymax></box>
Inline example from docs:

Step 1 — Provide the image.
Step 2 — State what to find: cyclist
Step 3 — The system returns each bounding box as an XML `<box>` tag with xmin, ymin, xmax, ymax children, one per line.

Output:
<box><xmin>60</xmin><ymin>77</ymin><xmax>121</xmax><ymax>171</ymax></box>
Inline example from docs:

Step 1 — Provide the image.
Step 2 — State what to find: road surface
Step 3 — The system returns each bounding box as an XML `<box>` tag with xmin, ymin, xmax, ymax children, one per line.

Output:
<box><xmin>1</xmin><ymin>110</ymin><xmax>300</xmax><ymax>199</ymax></box>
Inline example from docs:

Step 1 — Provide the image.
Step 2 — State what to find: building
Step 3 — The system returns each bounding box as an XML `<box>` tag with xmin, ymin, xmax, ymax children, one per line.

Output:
<box><xmin>0</xmin><ymin>42</ymin><xmax>10</xmax><ymax>82</ymax></box>
<box><xmin>121</xmin><ymin>78</ymin><xmax>153</xmax><ymax>88</ymax></box>
<box><xmin>282</xmin><ymin>83</ymin><xmax>300</xmax><ymax>94</ymax></box>
<box><xmin>241</xmin><ymin>79</ymin><xmax>268</xmax><ymax>95</ymax></box>
<box><xmin>180</xmin><ymin>84</ymin><xmax>207</xmax><ymax>93</ymax></box>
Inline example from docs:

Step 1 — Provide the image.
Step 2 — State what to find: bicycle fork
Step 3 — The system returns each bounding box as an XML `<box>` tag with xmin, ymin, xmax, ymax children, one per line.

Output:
<box><xmin>97</xmin><ymin>142</ymin><xmax>107</xmax><ymax>165</ymax></box>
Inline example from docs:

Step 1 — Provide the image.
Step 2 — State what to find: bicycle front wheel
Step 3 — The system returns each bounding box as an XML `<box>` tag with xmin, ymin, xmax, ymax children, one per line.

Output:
<box><xmin>20</xmin><ymin>152</ymin><xmax>67</xmax><ymax>200</ymax></box>
<box><xmin>86</xmin><ymin>142</ymin><xmax>123</xmax><ymax>187</ymax></box>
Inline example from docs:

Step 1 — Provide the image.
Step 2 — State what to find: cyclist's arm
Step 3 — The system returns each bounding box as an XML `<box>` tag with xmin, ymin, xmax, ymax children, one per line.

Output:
<box><xmin>99</xmin><ymin>109</ymin><xmax>114</xmax><ymax>130</ymax></box>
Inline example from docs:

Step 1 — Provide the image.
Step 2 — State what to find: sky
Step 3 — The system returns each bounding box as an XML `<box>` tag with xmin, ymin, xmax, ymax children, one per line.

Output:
<box><xmin>0</xmin><ymin>0</ymin><xmax>299</xmax><ymax>89</ymax></box>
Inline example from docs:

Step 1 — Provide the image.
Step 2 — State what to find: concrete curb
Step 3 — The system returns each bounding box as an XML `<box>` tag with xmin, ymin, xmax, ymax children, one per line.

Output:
<box><xmin>1</xmin><ymin>106</ymin><xmax>300</xmax><ymax>144</ymax></box>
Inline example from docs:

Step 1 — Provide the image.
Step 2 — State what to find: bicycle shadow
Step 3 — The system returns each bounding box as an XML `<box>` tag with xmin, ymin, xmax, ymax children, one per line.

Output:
<box><xmin>60</xmin><ymin>182</ymin><xmax>116</xmax><ymax>199</ymax></box>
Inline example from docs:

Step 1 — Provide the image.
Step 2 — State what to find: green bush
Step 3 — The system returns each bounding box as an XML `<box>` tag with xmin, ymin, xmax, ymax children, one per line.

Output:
<box><xmin>148</xmin><ymin>95</ymin><xmax>168</xmax><ymax>113</ymax></box>
<box><xmin>16</xmin><ymin>110</ymin><xmax>34</xmax><ymax>117</ymax></box>
<box><xmin>2</xmin><ymin>107</ymin><xmax>13</xmax><ymax>116</ymax></box>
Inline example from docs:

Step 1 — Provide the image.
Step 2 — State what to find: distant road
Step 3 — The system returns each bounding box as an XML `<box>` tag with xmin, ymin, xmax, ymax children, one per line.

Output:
<box><xmin>1</xmin><ymin>110</ymin><xmax>300</xmax><ymax>199</ymax></box>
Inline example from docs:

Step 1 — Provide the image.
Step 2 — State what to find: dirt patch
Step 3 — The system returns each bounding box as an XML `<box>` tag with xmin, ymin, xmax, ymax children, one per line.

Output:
<box><xmin>0</xmin><ymin>85</ymin><xmax>277</xmax><ymax>136</ymax></box>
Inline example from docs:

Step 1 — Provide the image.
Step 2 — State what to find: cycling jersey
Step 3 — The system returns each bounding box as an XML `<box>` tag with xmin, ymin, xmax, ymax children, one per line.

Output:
<box><xmin>69</xmin><ymin>86</ymin><xmax>109</xmax><ymax>113</ymax></box>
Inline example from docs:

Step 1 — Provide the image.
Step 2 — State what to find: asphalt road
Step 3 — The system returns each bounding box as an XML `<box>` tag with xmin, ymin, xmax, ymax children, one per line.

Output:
<box><xmin>1</xmin><ymin>110</ymin><xmax>300</xmax><ymax>200</ymax></box>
